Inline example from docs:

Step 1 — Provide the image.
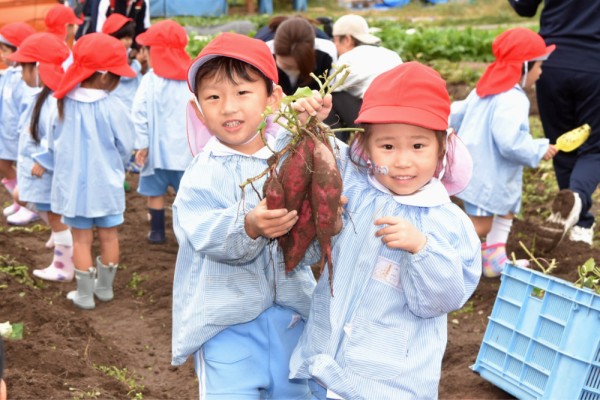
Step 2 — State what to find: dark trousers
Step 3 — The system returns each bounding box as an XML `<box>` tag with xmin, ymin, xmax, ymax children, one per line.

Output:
<box><xmin>536</xmin><ymin>67</ymin><xmax>600</xmax><ymax>228</ymax></box>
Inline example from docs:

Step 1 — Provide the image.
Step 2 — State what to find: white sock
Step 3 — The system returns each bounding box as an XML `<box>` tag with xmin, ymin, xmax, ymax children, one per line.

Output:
<box><xmin>53</xmin><ymin>229</ymin><xmax>73</xmax><ymax>247</ymax></box>
<box><xmin>486</xmin><ymin>216</ymin><xmax>513</xmax><ymax>245</ymax></box>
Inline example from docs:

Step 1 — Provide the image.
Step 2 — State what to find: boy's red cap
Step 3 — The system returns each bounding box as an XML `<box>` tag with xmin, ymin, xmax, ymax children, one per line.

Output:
<box><xmin>187</xmin><ymin>32</ymin><xmax>278</xmax><ymax>93</ymax></box>
<box><xmin>54</xmin><ymin>33</ymin><xmax>136</xmax><ymax>99</ymax></box>
<box><xmin>45</xmin><ymin>5</ymin><xmax>83</xmax><ymax>38</ymax></box>
<box><xmin>476</xmin><ymin>28</ymin><xmax>555</xmax><ymax>97</ymax></box>
<box><xmin>356</xmin><ymin>62</ymin><xmax>450</xmax><ymax>131</ymax></box>
<box><xmin>101</xmin><ymin>14</ymin><xmax>133</xmax><ymax>35</ymax></box>
<box><xmin>6</xmin><ymin>32</ymin><xmax>70</xmax><ymax>91</ymax></box>
<box><xmin>136</xmin><ymin>20</ymin><xmax>191</xmax><ymax>81</ymax></box>
<box><xmin>0</xmin><ymin>22</ymin><xmax>36</xmax><ymax>48</ymax></box>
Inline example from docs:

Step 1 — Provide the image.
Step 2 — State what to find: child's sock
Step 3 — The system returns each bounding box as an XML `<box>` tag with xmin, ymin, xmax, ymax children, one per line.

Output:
<box><xmin>486</xmin><ymin>216</ymin><xmax>513</xmax><ymax>245</ymax></box>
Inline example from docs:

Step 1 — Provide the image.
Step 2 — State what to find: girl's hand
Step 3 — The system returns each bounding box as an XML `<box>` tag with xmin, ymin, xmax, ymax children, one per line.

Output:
<box><xmin>374</xmin><ymin>216</ymin><xmax>427</xmax><ymax>254</ymax></box>
<box><xmin>135</xmin><ymin>148</ymin><xmax>149</xmax><ymax>166</ymax></box>
<box><xmin>292</xmin><ymin>90</ymin><xmax>332</xmax><ymax>124</ymax></box>
<box><xmin>245</xmin><ymin>198</ymin><xmax>298</xmax><ymax>240</ymax></box>
<box><xmin>543</xmin><ymin>144</ymin><xmax>558</xmax><ymax>161</ymax></box>
<box><xmin>31</xmin><ymin>163</ymin><xmax>45</xmax><ymax>177</ymax></box>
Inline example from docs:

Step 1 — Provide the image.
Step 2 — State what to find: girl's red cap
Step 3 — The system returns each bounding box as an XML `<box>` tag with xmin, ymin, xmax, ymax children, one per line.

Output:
<box><xmin>135</xmin><ymin>20</ymin><xmax>191</xmax><ymax>81</ymax></box>
<box><xmin>187</xmin><ymin>32</ymin><xmax>278</xmax><ymax>93</ymax></box>
<box><xmin>101</xmin><ymin>14</ymin><xmax>133</xmax><ymax>35</ymax></box>
<box><xmin>44</xmin><ymin>5</ymin><xmax>83</xmax><ymax>38</ymax></box>
<box><xmin>0</xmin><ymin>22</ymin><xmax>36</xmax><ymax>48</ymax></box>
<box><xmin>356</xmin><ymin>61</ymin><xmax>450</xmax><ymax>131</ymax></box>
<box><xmin>476</xmin><ymin>28</ymin><xmax>555</xmax><ymax>97</ymax></box>
<box><xmin>6</xmin><ymin>32</ymin><xmax>70</xmax><ymax>91</ymax></box>
<box><xmin>54</xmin><ymin>33</ymin><xmax>136</xmax><ymax>99</ymax></box>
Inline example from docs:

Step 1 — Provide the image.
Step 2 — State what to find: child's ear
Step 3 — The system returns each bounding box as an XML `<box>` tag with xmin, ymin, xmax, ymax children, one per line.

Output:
<box><xmin>267</xmin><ymin>84</ymin><xmax>283</xmax><ymax>110</ymax></box>
<box><xmin>190</xmin><ymin>98</ymin><xmax>206</xmax><ymax>124</ymax></box>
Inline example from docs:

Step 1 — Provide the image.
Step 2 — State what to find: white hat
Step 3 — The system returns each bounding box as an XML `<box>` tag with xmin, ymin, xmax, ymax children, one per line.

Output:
<box><xmin>332</xmin><ymin>14</ymin><xmax>380</xmax><ymax>45</ymax></box>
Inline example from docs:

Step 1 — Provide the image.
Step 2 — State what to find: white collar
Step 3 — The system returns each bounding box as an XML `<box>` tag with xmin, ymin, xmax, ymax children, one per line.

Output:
<box><xmin>202</xmin><ymin>134</ymin><xmax>276</xmax><ymax>160</ymax></box>
<box><xmin>66</xmin><ymin>87</ymin><xmax>109</xmax><ymax>102</ymax></box>
<box><xmin>367</xmin><ymin>173</ymin><xmax>450</xmax><ymax>207</ymax></box>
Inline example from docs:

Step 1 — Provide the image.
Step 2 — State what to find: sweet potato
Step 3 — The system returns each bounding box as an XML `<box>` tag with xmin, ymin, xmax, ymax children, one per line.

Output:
<box><xmin>279</xmin><ymin>137</ymin><xmax>315</xmax><ymax>213</ymax></box>
<box><xmin>264</xmin><ymin>170</ymin><xmax>285</xmax><ymax>210</ymax></box>
<box><xmin>281</xmin><ymin>192</ymin><xmax>316</xmax><ymax>274</ymax></box>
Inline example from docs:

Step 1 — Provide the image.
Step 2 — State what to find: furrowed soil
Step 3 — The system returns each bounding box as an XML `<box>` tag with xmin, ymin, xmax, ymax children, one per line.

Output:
<box><xmin>2</xmin><ymin>102</ymin><xmax>599</xmax><ymax>399</ymax></box>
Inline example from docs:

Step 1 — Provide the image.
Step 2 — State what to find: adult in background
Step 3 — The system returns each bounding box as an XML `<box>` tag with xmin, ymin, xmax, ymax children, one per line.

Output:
<box><xmin>508</xmin><ymin>0</ymin><xmax>600</xmax><ymax>250</ymax></box>
<box><xmin>325</xmin><ymin>14</ymin><xmax>402</xmax><ymax>142</ymax></box>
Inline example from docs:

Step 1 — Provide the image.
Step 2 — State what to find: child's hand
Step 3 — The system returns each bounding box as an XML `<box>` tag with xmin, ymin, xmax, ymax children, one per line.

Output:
<box><xmin>135</xmin><ymin>148</ymin><xmax>149</xmax><ymax>166</ymax></box>
<box><xmin>374</xmin><ymin>216</ymin><xmax>427</xmax><ymax>254</ymax></box>
<box><xmin>291</xmin><ymin>90</ymin><xmax>332</xmax><ymax>123</ymax></box>
<box><xmin>543</xmin><ymin>144</ymin><xmax>558</xmax><ymax>161</ymax></box>
<box><xmin>31</xmin><ymin>162</ymin><xmax>45</xmax><ymax>177</ymax></box>
<box><xmin>245</xmin><ymin>198</ymin><xmax>299</xmax><ymax>240</ymax></box>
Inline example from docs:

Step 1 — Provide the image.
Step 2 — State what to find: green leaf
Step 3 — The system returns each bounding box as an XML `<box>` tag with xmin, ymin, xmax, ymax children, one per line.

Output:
<box><xmin>582</xmin><ymin>258</ymin><xmax>596</xmax><ymax>274</ymax></box>
<box><xmin>8</xmin><ymin>322</ymin><xmax>23</xmax><ymax>340</ymax></box>
<box><xmin>281</xmin><ymin>87</ymin><xmax>314</xmax><ymax>105</ymax></box>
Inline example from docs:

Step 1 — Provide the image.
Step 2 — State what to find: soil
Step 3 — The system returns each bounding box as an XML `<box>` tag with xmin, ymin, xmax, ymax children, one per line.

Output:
<box><xmin>2</xmin><ymin>111</ymin><xmax>599</xmax><ymax>399</ymax></box>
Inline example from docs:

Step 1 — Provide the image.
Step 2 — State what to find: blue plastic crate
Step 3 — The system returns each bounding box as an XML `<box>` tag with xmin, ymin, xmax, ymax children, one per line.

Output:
<box><xmin>471</xmin><ymin>263</ymin><xmax>600</xmax><ymax>400</ymax></box>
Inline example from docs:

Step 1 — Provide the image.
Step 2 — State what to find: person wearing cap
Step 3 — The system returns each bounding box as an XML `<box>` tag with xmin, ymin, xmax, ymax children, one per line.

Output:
<box><xmin>509</xmin><ymin>0</ymin><xmax>600</xmax><ymax>250</ymax></box>
<box><xmin>130</xmin><ymin>20</ymin><xmax>192</xmax><ymax>244</ymax></box>
<box><xmin>38</xmin><ymin>32</ymin><xmax>135</xmax><ymax>310</ymax></box>
<box><xmin>171</xmin><ymin>32</ymin><xmax>326</xmax><ymax>399</ymax></box>
<box><xmin>44</xmin><ymin>4</ymin><xmax>83</xmax><ymax>45</ymax></box>
<box><xmin>324</xmin><ymin>14</ymin><xmax>402</xmax><ymax>141</ymax></box>
<box><xmin>289</xmin><ymin>61</ymin><xmax>481</xmax><ymax>399</ymax></box>
<box><xmin>5</xmin><ymin>32</ymin><xmax>75</xmax><ymax>282</ymax></box>
<box><xmin>450</xmin><ymin>27</ymin><xmax>557</xmax><ymax>277</ymax></box>
<box><xmin>0</xmin><ymin>22</ymin><xmax>39</xmax><ymax>226</ymax></box>
<box><xmin>96</xmin><ymin>0</ymin><xmax>150</xmax><ymax>50</ymax></box>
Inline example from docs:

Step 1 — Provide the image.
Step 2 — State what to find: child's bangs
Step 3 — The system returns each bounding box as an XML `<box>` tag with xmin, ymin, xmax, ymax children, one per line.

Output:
<box><xmin>194</xmin><ymin>57</ymin><xmax>273</xmax><ymax>95</ymax></box>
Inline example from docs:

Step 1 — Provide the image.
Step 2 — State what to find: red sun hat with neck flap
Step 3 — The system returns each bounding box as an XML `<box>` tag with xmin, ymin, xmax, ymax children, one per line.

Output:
<box><xmin>0</xmin><ymin>22</ymin><xmax>36</xmax><ymax>48</ymax></box>
<box><xmin>44</xmin><ymin>4</ymin><xmax>83</xmax><ymax>38</ymax></box>
<box><xmin>6</xmin><ymin>32</ymin><xmax>70</xmax><ymax>91</ymax></box>
<box><xmin>476</xmin><ymin>27</ymin><xmax>555</xmax><ymax>97</ymax></box>
<box><xmin>356</xmin><ymin>61</ymin><xmax>450</xmax><ymax>131</ymax></box>
<box><xmin>186</xmin><ymin>32</ymin><xmax>278</xmax><ymax>93</ymax></box>
<box><xmin>54</xmin><ymin>32</ymin><xmax>136</xmax><ymax>99</ymax></box>
<box><xmin>135</xmin><ymin>20</ymin><xmax>191</xmax><ymax>81</ymax></box>
<box><xmin>101</xmin><ymin>13</ymin><xmax>133</xmax><ymax>35</ymax></box>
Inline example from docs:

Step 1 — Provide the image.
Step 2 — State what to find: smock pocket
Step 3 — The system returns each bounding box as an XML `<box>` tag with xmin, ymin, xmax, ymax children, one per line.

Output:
<box><xmin>343</xmin><ymin>316</ymin><xmax>408</xmax><ymax>381</ymax></box>
<box><xmin>203</xmin><ymin>272</ymin><xmax>265</xmax><ymax>326</ymax></box>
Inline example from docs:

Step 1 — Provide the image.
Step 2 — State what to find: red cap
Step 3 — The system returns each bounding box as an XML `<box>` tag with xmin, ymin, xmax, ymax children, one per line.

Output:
<box><xmin>356</xmin><ymin>62</ymin><xmax>450</xmax><ymax>131</ymax></box>
<box><xmin>101</xmin><ymin>13</ymin><xmax>133</xmax><ymax>35</ymax></box>
<box><xmin>45</xmin><ymin>4</ymin><xmax>83</xmax><ymax>38</ymax></box>
<box><xmin>6</xmin><ymin>32</ymin><xmax>70</xmax><ymax>91</ymax></box>
<box><xmin>0</xmin><ymin>22</ymin><xmax>36</xmax><ymax>48</ymax></box>
<box><xmin>476</xmin><ymin>28</ymin><xmax>555</xmax><ymax>97</ymax></box>
<box><xmin>187</xmin><ymin>32</ymin><xmax>278</xmax><ymax>93</ymax></box>
<box><xmin>54</xmin><ymin>33</ymin><xmax>136</xmax><ymax>99</ymax></box>
<box><xmin>136</xmin><ymin>20</ymin><xmax>191</xmax><ymax>81</ymax></box>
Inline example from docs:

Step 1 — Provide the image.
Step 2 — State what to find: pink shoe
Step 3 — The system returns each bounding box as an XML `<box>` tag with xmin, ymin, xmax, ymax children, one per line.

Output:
<box><xmin>482</xmin><ymin>242</ymin><xmax>529</xmax><ymax>278</ymax></box>
<box><xmin>3</xmin><ymin>202</ymin><xmax>20</xmax><ymax>217</ymax></box>
<box><xmin>6</xmin><ymin>206</ymin><xmax>39</xmax><ymax>226</ymax></box>
<box><xmin>32</xmin><ymin>245</ymin><xmax>74</xmax><ymax>282</ymax></box>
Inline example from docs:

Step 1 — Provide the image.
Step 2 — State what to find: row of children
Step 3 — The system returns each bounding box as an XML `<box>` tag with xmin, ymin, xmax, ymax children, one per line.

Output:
<box><xmin>0</xmin><ymin>16</ymin><xmax>193</xmax><ymax>310</ymax></box>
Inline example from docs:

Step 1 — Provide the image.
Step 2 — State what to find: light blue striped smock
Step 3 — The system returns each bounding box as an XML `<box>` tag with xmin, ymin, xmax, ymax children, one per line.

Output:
<box><xmin>111</xmin><ymin>59</ymin><xmax>143</xmax><ymax>112</ymax></box>
<box><xmin>131</xmin><ymin>71</ymin><xmax>193</xmax><ymax>176</ymax></box>
<box><xmin>0</xmin><ymin>66</ymin><xmax>27</xmax><ymax>160</ymax></box>
<box><xmin>171</xmin><ymin>132</ymin><xmax>318</xmax><ymax>366</ymax></box>
<box><xmin>290</xmin><ymin>160</ymin><xmax>482</xmax><ymax>399</ymax></box>
<box><xmin>450</xmin><ymin>85</ymin><xmax>549</xmax><ymax>215</ymax></box>
<box><xmin>36</xmin><ymin>87</ymin><xmax>134</xmax><ymax>218</ymax></box>
<box><xmin>16</xmin><ymin>88</ymin><xmax>57</xmax><ymax>205</ymax></box>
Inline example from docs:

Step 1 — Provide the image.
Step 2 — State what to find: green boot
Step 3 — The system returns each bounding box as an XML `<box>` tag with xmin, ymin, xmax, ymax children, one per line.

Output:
<box><xmin>67</xmin><ymin>268</ymin><xmax>96</xmax><ymax>310</ymax></box>
<box><xmin>94</xmin><ymin>256</ymin><xmax>117</xmax><ymax>302</ymax></box>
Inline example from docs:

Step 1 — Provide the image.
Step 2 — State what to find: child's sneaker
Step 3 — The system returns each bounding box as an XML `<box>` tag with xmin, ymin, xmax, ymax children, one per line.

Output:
<box><xmin>482</xmin><ymin>242</ymin><xmax>529</xmax><ymax>278</ymax></box>
<box><xmin>536</xmin><ymin>189</ymin><xmax>582</xmax><ymax>252</ymax></box>
<box><xmin>568</xmin><ymin>223</ymin><xmax>595</xmax><ymax>246</ymax></box>
<box><xmin>6</xmin><ymin>206</ymin><xmax>39</xmax><ymax>225</ymax></box>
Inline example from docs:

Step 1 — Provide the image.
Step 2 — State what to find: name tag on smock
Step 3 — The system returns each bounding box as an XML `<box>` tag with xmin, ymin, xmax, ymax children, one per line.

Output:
<box><xmin>372</xmin><ymin>256</ymin><xmax>402</xmax><ymax>291</ymax></box>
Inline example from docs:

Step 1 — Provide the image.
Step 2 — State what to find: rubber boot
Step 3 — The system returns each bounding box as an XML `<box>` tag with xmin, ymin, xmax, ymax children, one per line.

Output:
<box><xmin>6</xmin><ymin>206</ymin><xmax>39</xmax><ymax>225</ymax></box>
<box><xmin>32</xmin><ymin>244</ymin><xmax>75</xmax><ymax>282</ymax></box>
<box><xmin>147</xmin><ymin>208</ymin><xmax>166</xmax><ymax>244</ymax></box>
<box><xmin>94</xmin><ymin>256</ymin><xmax>117</xmax><ymax>302</ymax></box>
<box><xmin>67</xmin><ymin>268</ymin><xmax>96</xmax><ymax>310</ymax></box>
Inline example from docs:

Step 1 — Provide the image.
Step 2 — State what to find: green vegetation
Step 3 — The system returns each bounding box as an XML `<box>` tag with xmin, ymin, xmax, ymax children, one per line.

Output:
<box><xmin>95</xmin><ymin>365</ymin><xmax>145</xmax><ymax>399</ymax></box>
<box><xmin>0</xmin><ymin>255</ymin><xmax>38</xmax><ymax>288</ymax></box>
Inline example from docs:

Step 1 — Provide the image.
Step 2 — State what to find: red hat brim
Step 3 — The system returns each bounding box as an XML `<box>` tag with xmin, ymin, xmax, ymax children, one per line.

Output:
<box><xmin>149</xmin><ymin>47</ymin><xmax>191</xmax><ymax>81</ymax></box>
<box><xmin>39</xmin><ymin>63</ymin><xmax>65</xmax><ymax>92</ymax></box>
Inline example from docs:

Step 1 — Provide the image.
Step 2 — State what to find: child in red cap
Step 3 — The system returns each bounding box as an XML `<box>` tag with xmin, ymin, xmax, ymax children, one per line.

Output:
<box><xmin>6</xmin><ymin>32</ymin><xmax>74</xmax><ymax>282</ymax></box>
<box><xmin>131</xmin><ymin>20</ymin><xmax>192</xmax><ymax>244</ymax></box>
<box><xmin>44</xmin><ymin>32</ymin><xmax>135</xmax><ymax>310</ymax></box>
<box><xmin>450</xmin><ymin>27</ymin><xmax>558</xmax><ymax>277</ymax></box>
<box><xmin>172</xmin><ymin>32</ymin><xmax>321</xmax><ymax>399</ymax></box>
<box><xmin>44</xmin><ymin>4</ymin><xmax>83</xmax><ymax>44</ymax></box>
<box><xmin>0</xmin><ymin>22</ymin><xmax>39</xmax><ymax>226</ymax></box>
<box><xmin>289</xmin><ymin>62</ymin><xmax>482</xmax><ymax>399</ymax></box>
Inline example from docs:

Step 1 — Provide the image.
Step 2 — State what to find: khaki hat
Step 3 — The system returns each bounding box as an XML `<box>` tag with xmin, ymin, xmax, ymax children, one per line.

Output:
<box><xmin>332</xmin><ymin>14</ymin><xmax>380</xmax><ymax>45</ymax></box>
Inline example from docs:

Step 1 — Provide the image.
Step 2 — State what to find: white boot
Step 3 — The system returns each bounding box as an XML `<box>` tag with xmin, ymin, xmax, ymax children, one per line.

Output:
<box><xmin>94</xmin><ymin>257</ymin><xmax>117</xmax><ymax>302</ymax></box>
<box><xmin>32</xmin><ymin>244</ymin><xmax>74</xmax><ymax>282</ymax></box>
<box><xmin>6</xmin><ymin>206</ymin><xmax>39</xmax><ymax>226</ymax></box>
<box><xmin>67</xmin><ymin>268</ymin><xmax>96</xmax><ymax>310</ymax></box>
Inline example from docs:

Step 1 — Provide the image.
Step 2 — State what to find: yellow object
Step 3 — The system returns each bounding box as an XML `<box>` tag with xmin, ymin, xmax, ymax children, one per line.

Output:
<box><xmin>555</xmin><ymin>123</ymin><xmax>591</xmax><ymax>152</ymax></box>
